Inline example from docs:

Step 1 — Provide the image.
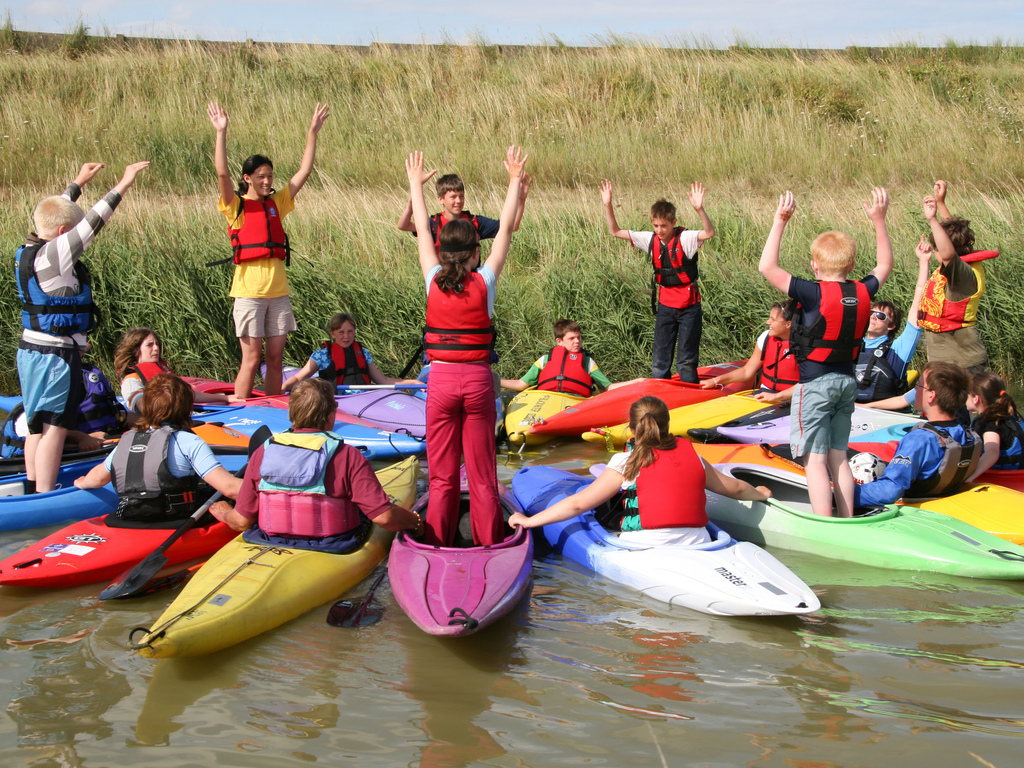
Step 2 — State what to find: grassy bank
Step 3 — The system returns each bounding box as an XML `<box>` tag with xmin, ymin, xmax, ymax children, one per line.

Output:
<box><xmin>1</xmin><ymin>36</ymin><xmax>1023</xmax><ymax>392</ymax></box>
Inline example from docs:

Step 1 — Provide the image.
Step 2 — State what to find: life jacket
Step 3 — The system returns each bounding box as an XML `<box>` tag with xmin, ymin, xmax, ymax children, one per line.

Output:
<box><xmin>228</xmin><ymin>196</ymin><xmax>291</xmax><ymax>265</ymax></box>
<box><xmin>789</xmin><ymin>281</ymin><xmax>872</xmax><ymax>365</ymax></box>
<box><xmin>855</xmin><ymin>337</ymin><xmax>909</xmax><ymax>402</ymax></box>
<box><xmin>621</xmin><ymin>441</ymin><xmax>708</xmax><ymax>529</ymax></box>
<box><xmin>257</xmin><ymin>431</ymin><xmax>361</xmax><ymax>537</ymax></box>
<box><xmin>78</xmin><ymin>363</ymin><xmax>127</xmax><ymax>435</ymax></box>
<box><xmin>321</xmin><ymin>341</ymin><xmax>371</xmax><ymax>386</ymax></box>
<box><xmin>757</xmin><ymin>335</ymin><xmax>800</xmax><ymax>392</ymax></box>
<box><xmin>0</xmin><ymin>404</ymin><xmax>27</xmax><ymax>459</ymax></box>
<box><xmin>648</xmin><ymin>227</ymin><xmax>699</xmax><ymax>288</ymax></box>
<box><xmin>973</xmin><ymin>414</ymin><xmax>1024</xmax><ymax>471</ymax></box>
<box><xmin>904</xmin><ymin>422</ymin><xmax>980</xmax><ymax>499</ymax></box>
<box><xmin>424</xmin><ymin>271</ymin><xmax>495</xmax><ymax>363</ymax></box>
<box><xmin>536</xmin><ymin>346</ymin><xmax>593</xmax><ymax>396</ymax></box>
<box><xmin>15</xmin><ymin>240</ymin><xmax>98</xmax><ymax>337</ymax></box>
<box><xmin>917</xmin><ymin>261</ymin><xmax>985</xmax><ymax>333</ymax></box>
<box><xmin>428</xmin><ymin>211</ymin><xmax>482</xmax><ymax>252</ymax></box>
<box><xmin>108</xmin><ymin>426</ymin><xmax>204</xmax><ymax>523</ymax></box>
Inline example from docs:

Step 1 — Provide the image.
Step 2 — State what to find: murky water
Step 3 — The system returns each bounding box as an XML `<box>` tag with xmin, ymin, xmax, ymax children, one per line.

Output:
<box><xmin>1</xmin><ymin>439</ymin><xmax>1022</xmax><ymax>767</ymax></box>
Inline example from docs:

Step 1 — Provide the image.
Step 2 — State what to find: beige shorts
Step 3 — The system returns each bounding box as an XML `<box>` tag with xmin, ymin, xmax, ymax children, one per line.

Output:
<box><xmin>232</xmin><ymin>296</ymin><xmax>297</xmax><ymax>339</ymax></box>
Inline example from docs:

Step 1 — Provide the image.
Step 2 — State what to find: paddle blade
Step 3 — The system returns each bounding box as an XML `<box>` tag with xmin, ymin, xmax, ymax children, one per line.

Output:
<box><xmin>326</xmin><ymin>600</ymin><xmax>384</xmax><ymax>627</ymax></box>
<box><xmin>99</xmin><ymin>554</ymin><xmax>170</xmax><ymax>600</ymax></box>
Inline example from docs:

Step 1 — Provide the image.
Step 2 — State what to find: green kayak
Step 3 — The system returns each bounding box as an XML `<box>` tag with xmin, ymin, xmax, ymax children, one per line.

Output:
<box><xmin>704</xmin><ymin>459</ymin><xmax>1024</xmax><ymax>580</ymax></box>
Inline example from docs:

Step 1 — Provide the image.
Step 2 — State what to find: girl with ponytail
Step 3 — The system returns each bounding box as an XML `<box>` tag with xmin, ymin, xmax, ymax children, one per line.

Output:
<box><xmin>207</xmin><ymin>100</ymin><xmax>330</xmax><ymax>400</ymax></box>
<box><xmin>967</xmin><ymin>372</ymin><xmax>1024</xmax><ymax>478</ymax></box>
<box><xmin>509</xmin><ymin>396</ymin><xmax>771</xmax><ymax>545</ymax></box>
<box><xmin>406</xmin><ymin>146</ymin><xmax>527</xmax><ymax>547</ymax></box>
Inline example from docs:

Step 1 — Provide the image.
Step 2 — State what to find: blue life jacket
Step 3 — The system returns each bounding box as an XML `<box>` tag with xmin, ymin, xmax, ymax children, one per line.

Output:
<box><xmin>15</xmin><ymin>240</ymin><xmax>98</xmax><ymax>336</ymax></box>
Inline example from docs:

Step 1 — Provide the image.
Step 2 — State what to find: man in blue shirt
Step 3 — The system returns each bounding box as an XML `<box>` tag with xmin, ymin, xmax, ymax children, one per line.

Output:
<box><xmin>855</xmin><ymin>361</ymin><xmax>980</xmax><ymax>508</ymax></box>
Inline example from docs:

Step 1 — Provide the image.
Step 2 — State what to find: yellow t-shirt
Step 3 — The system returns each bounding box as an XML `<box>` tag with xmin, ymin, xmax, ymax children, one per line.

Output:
<box><xmin>218</xmin><ymin>187</ymin><xmax>295</xmax><ymax>299</ymax></box>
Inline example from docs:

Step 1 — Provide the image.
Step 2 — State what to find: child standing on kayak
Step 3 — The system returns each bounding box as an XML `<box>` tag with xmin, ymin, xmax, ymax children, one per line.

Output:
<box><xmin>406</xmin><ymin>146</ymin><xmax>527</xmax><ymax>547</ymax></box>
<box><xmin>207</xmin><ymin>100</ymin><xmax>330</xmax><ymax>400</ymax></box>
<box><xmin>600</xmin><ymin>179</ymin><xmax>715</xmax><ymax>383</ymax></box>
<box><xmin>500</xmin><ymin>319</ymin><xmax>623</xmax><ymax>396</ymax></box>
<box><xmin>16</xmin><ymin>160</ymin><xmax>149</xmax><ymax>494</ymax></box>
<box><xmin>508</xmin><ymin>396</ymin><xmax>771</xmax><ymax>543</ymax></box>
<box><xmin>760</xmin><ymin>188</ymin><xmax>893</xmax><ymax>518</ymax></box>
<box><xmin>398</xmin><ymin>171</ymin><xmax>530</xmax><ymax>253</ymax></box>
<box><xmin>282</xmin><ymin>313</ymin><xmax>420</xmax><ymax>391</ymax></box>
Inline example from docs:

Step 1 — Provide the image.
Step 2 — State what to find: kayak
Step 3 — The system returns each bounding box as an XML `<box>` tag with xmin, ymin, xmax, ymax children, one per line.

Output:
<box><xmin>698</xmin><ymin>444</ymin><xmax>1024</xmax><ymax>579</ymax></box>
<box><xmin>696</xmin><ymin>442</ymin><xmax>1024</xmax><ymax>547</ymax></box>
<box><xmin>0</xmin><ymin>458</ymin><xmax>118</xmax><ymax>532</ymax></box>
<box><xmin>132</xmin><ymin>456</ymin><xmax>418</xmax><ymax>658</ymax></box>
<box><xmin>389</xmin><ymin>474</ymin><xmax>533</xmax><ymax>636</ymax></box>
<box><xmin>191</xmin><ymin>402</ymin><xmax>425</xmax><ymax>460</ymax></box>
<box><xmin>0</xmin><ymin>514</ymin><xmax>237</xmax><ymax>589</ymax></box>
<box><xmin>510</xmin><ymin>465</ymin><xmax>820</xmax><ymax>616</ymax></box>
<box><xmin>526</xmin><ymin>378</ymin><xmax>725</xmax><ymax>438</ymax></box>
<box><xmin>583</xmin><ymin>391</ymin><xmax>769</xmax><ymax>449</ymax></box>
<box><xmin>708</xmin><ymin>405</ymin><xmax>919</xmax><ymax>445</ymax></box>
<box><xmin>334</xmin><ymin>390</ymin><xmax>427</xmax><ymax>439</ymax></box>
<box><xmin>504</xmin><ymin>389</ymin><xmax>588</xmax><ymax>446</ymax></box>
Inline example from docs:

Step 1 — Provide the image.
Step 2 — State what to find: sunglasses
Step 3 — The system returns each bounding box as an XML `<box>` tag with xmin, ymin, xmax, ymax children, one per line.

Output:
<box><xmin>870</xmin><ymin>310</ymin><xmax>891</xmax><ymax>322</ymax></box>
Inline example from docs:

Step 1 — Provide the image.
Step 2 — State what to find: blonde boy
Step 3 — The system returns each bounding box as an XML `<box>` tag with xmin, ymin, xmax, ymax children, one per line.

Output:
<box><xmin>758</xmin><ymin>189</ymin><xmax>892</xmax><ymax>518</ymax></box>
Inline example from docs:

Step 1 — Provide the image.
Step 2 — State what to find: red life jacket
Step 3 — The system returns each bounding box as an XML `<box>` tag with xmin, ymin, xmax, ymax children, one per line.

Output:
<box><xmin>631</xmin><ymin>441</ymin><xmax>708</xmax><ymax>529</ymax></box>
<box><xmin>428</xmin><ymin>211</ymin><xmax>481</xmax><ymax>252</ymax></box>
<box><xmin>648</xmin><ymin>227</ymin><xmax>699</xmax><ymax>288</ymax></box>
<box><xmin>758</xmin><ymin>335</ymin><xmax>799</xmax><ymax>392</ymax></box>
<box><xmin>917</xmin><ymin>260</ymin><xmax>985</xmax><ymax>333</ymax></box>
<box><xmin>424</xmin><ymin>272</ymin><xmax>495</xmax><ymax>363</ymax></box>
<box><xmin>228</xmin><ymin>196</ymin><xmax>291</xmax><ymax>264</ymax></box>
<box><xmin>322</xmin><ymin>341</ymin><xmax>371</xmax><ymax>386</ymax></box>
<box><xmin>124</xmin><ymin>360</ymin><xmax>174</xmax><ymax>384</ymax></box>
<box><xmin>536</xmin><ymin>346</ymin><xmax>593</xmax><ymax>396</ymax></box>
<box><xmin>789</xmin><ymin>281</ymin><xmax>871</xmax><ymax>364</ymax></box>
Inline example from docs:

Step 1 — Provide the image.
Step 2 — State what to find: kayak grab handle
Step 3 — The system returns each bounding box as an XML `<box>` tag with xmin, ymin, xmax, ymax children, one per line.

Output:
<box><xmin>127</xmin><ymin>626</ymin><xmax>162</xmax><ymax>650</ymax></box>
<box><xmin>990</xmin><ymin>549</ymin><xmax>1024</xmax><ymax>562</ymax></box>
<box><xmin>447</xmin><ymin>607</ymin><xmax>479</xmax><ymax>631</ymax></box>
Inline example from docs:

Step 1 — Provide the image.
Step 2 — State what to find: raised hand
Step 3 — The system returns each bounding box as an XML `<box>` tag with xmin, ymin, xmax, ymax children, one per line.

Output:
<box><xmin>520</xmin><ymin>171</ymin><xmax>532</xmax><ymax>199</ymax></box>
<box><xmin>775</xmin><ymin>190</ymin><xmax>796</xmax><ymax>224</ymax></box>
<box><xmin>207</xmin><ymin>101</ymin><xmax>228</xmax><ymax>131</ymax></box>
<box><xmin>309</xmin><ymin>102</ymin><xmax>330</xmax><ymax>135</ymax></box>
<box><xmin>689</xmin><ymin>182</ymin><xmax>706</xmax><ymax>210</ymax></box>
<box><xmin>114</xmin><ymin>161</ymin><xmax>151</xmax><ymax>195</ymax></box>
<box><xmin>503</xmin><ymin>145</ymin><xmax>528</xmax><ymax>178</ymax></box>
<box><xmin>404</xmin><ymin>151</ymin><xmax>437</xmax><ymax>187</ymax></box>
<box><xmin>73</xmin><ymin>162</ymin><xmax>105</xmax><ymax>187</ymax></box>
<box><xmin>600</xmin><ymin>179</ymin><xmax>614</xmax><ymax>206</ymax></box>
<box><xmin>863</xmin><ymin>186</ymin><xmax>889</xmax><ymax>222</ymax></box>
<box><xmin>933</xmin><ymin>179</ymin><xmax>947</xmax><ymax>203</ymax></box>
<box><xmin>915</xmin><ymin>234</ymin><xmax>933</xmax><ymax>262</ymax></box>
<box><xmin>922</xmin><ymin>194</ymin><xmax>938</xmax><ymax>221</ymax></box>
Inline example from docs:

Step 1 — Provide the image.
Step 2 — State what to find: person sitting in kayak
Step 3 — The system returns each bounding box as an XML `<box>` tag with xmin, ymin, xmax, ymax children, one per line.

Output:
<box><xmin>397</xmin><ymin>171</ymin><xmax>530</xmax><ymax>254</ymax></box>
<box><xmin>281</xmin><ymin>313</ymin><xmax>420</xmax><ymax>391</ymax></box>
<box><xmin>73</xmin><ymin>374</ymin><xmax>243</xmax><ymax>527</ymax></box>
<box><xmin>507</xmin><ymin>396</ymin><xmax>772</xmax><ymax>545</ymax></box>
<box><xmin>855</xmin><ymin>362</ymin><xmax>980</xmax><ymax>509</ymax></box>
<box><xmin>211</xmin><ymin>379</ymin><xmax>423</xmax><ymax>552</ymax></box>
<box><xmin>115</xmin><ymin>327</ymin><xmax>241</xmax><ymax>412</ymax></box>
<box><xmin>500</xmin><ymin>319</ymin><xmax>626</xmax><ymax>396</ymax></box>
<box><xmin>699</xmin><ymin>300</ymin><xmax>799</xmax><ymax>405</ymax></box>
<box><xmin>966</xmin><ymin>371</ymin><xmax>1024</xmax><ymax>479</ymax></box>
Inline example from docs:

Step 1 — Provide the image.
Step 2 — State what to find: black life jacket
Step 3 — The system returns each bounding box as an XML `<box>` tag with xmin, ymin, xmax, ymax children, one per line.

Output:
<box><xmin>855</xmin><ymin>337</ymin><xmax>909</xmax><ymax>402</ymax></box>
<box><xmin>904</xmin><ymin>423</ymin><xmax>980</xmax><ymax>499</ymax></box>
<box><xmin>321</xmin><ymin>341</ymin><xmax>371</xmax><ymax>386</ymax></box>
<box><xmin>108</xmin><ymin>427</ymin><xmax>205</xmax><ymax>523</ymax></box>
<box><xmin>789</xmin><ymin>281</ymin><xmax>871</xmax><ymax>365</ymax></box>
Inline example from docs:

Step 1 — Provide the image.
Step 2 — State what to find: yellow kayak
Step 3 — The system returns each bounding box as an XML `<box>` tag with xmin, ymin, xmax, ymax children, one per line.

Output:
<box><xmin>582</xmin><ymin>391</ymin><xmax>768</xmax><ymax>449</ymax></box>
<box><xmin>504</xmin><ymin>388</ymin><xmax>587</xmax><ymax>446</ymax></box>
<box><xmin>905</xmin><ymin>484</ymin><xmax>1024</xmax><ymax>545</ymax></box>
<box><xmin>133</xmin><ymin>456</ymin><xmax>418</xmax><ymax>658</ymax></box>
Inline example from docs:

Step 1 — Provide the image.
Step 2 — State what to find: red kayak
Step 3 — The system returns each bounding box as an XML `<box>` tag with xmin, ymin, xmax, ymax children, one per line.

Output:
<box><xmin>0</xmin><ymin>516</ymin><xmax>236</xmax><ymax>589</ymax></box>
<box><xmin>852</xmin><ymin>439</ymin><xmax>1024</xmax><ymax>493</ymax></box>
<box><xmin>528</xmin><ymin>372</ymin><xmax>733</xmax><ymax>437</ymax></box>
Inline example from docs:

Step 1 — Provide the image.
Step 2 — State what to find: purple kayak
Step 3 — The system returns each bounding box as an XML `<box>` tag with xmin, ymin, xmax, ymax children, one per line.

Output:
<box><xmin>716</xmin><ymin>415</ymin><xmax>790</xmax><ymax>445</ymax></box>
<box><xmin>334</xmin><ymin>391</ymin><xmax>427</xmax><ymax>438</ymax></box>
<box><xmin>388</xmin><ymin>473</ymin><xmax>533</xmax><ymax>637</ymax></box>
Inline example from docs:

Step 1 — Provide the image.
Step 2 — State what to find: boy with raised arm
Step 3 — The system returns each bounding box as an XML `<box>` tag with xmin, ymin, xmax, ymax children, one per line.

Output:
<box><xmin>601</xmin><ymin>179</ymin><xmax>715</xmax><ymax>383</ymax></box>
<box><xmin>759</xmin><ymin>188</ymin><xmax>892</xmax><ymax>518</ymax></box>
<box><xmin>16</xmin><ymin>160</ymin><xmax>149</xmax><ymax>493</ymax></box>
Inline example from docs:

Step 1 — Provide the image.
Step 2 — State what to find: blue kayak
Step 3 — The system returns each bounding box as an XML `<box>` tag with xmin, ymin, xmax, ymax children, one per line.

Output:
<box><xmin>191</xmin><ymin>402</ymin><xmax>425</xmax><ymax>460</ymax></box>
<box><xmin>0</xmin><ymin>453</ymin><xmax>247</xmax><ymax>533</ymax></box>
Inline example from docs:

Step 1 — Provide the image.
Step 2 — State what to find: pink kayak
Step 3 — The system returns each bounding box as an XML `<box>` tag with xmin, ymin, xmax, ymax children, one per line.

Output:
<box><xmin>388</xmin><ymin>472</ymin><xmax>532</xmax><ymax>637</ymax></box>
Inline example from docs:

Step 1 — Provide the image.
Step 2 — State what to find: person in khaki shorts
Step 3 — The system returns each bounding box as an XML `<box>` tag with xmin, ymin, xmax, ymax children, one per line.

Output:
<box><xmin>207</xmin><ymin>100</ymin><xmax>330</xmax><ymax>398</ymax></box>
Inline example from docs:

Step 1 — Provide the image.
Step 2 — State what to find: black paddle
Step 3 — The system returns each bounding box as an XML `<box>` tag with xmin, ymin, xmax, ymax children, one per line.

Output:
<box><xmin>98</xmin><ymin>425</ymin><xmax>273</xmax><ymax>601</ymax></box>
<box><xmin>326</xmin><ymin>569</ymin><xmax>387</xmax><ymax>627</ymax></box>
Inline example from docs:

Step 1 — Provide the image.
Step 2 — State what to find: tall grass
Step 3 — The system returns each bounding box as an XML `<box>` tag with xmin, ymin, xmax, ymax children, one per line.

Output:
<box><xmin>1</xmin><ymin>36</ymin><xmax>1023</xmax><ymax>392</ymax></box>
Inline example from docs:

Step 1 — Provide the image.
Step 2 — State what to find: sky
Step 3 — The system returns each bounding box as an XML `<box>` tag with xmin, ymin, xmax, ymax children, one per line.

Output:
<box><xmin>6</xmin><ymin>1</ymin><xmax>1024</xmax><ymax>48</ymax></box>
